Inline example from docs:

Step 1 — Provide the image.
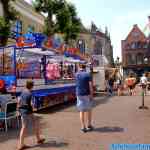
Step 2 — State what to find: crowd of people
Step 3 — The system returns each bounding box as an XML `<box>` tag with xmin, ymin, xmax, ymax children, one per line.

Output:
<box><xmin>105</xmin><ymin>70</ymin><xmax>150</xmax><ymax>97</ymax></box>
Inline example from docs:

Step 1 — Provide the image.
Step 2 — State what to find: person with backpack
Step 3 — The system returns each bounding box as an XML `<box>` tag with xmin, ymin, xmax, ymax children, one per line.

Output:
<box><xmin>125</xmin><ymin>74</ymin><xmax>136</xmax><ymax>96</ymax></box>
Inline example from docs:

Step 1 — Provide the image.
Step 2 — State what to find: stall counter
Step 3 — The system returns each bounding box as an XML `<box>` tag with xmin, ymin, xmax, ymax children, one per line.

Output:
<box><xmin>17</xmin><ymin>83</ymin><xmax>76</xmax><ymax>111</ymax></box>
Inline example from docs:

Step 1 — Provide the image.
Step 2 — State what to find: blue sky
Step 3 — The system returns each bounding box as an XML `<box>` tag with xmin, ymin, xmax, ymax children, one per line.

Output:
<box><xmin>26</xmin><ymin>0</ymin><xmax>150</xmax><ymax>59</ymax></box>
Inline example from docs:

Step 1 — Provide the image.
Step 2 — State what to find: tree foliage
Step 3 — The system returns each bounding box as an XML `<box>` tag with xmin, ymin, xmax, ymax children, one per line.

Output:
<box><xmin>0</xmin><ymin>17</ymin><xmax>10</xmax><ymax>46</ymax></box>
<box><xmin>63</xmin><ymin>3</ymin><xmax>81</xmax><ymax>43</ymax></box>
<box><xmin>33</xmin><ymin>0</ymin><xmax>81</xmax><ymax>44</ymax></box>
<box><xmin>0</xmin><ymin>0</ymin><xmax>17</xmax><ymax>46</ymax></box>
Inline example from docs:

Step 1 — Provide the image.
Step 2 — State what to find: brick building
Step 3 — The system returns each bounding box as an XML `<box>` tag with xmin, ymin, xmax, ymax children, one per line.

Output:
<box><xmin>122</xmin><ymin>24</ymin><xmax>150</xmax><ymax>77</ymax></box>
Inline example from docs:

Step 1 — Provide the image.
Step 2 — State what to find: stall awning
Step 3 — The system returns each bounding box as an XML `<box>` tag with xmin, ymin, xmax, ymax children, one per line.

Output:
<box><xmin>25</xmin><ymin>48</ymin><xmax>56</xmax><ymax>56</ymax></box>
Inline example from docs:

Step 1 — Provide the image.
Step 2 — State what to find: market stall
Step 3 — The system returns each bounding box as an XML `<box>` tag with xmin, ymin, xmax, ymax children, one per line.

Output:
<box><xmin>32</xmin><ymin>83</ymin><xmax>75</xmax><ymax>110</ymax></box>
<box><xmin>0</xmin><ymin>32</ymin><xmax>89</xmax><ymax>111</ymax></box>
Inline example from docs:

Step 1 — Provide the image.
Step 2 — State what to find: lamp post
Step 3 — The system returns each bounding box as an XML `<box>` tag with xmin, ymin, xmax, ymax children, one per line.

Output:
<box><xmin>115</xmin><ymin>57</ymin><xmax>120</xmax><ymax>68</ymax></box>
<box><xmin>139</xmin><ymin>57</ymin><xmax>149</xmax><ymax>109</ymax></box>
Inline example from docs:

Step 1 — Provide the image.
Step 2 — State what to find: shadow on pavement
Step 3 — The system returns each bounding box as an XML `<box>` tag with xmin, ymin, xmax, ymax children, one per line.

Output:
<box><xmin>0</xmin><ymin>129</ymin><xmax>19</xmax><ymax>142</ymax></box>
<box><xmin>93</xmin><ymin>95</ymin><xmax>113</xmax><ymax>107</ymax></box>
<box><xmin>37</xmin><ymin>102</ymin><xmax>75</xmax><ymax>114</ymax></box>
<box><xmin>37</xmin><ymin>95</ymin><xmax>114</xmax><ymax>114</ymax></box>
<box><xmin>0</xmin><ymin>115</ymin><xmax>43</xmax><ymax>143</ymax></box>
<box><xmin>28</xmin><ymin>140</ymin><xmax>68</xmax><ymax>149</ymax></box>
<box><xmin>93</xmin><ymin>126</ymin><xmax>124</xmax><ymax>133</ymax></box>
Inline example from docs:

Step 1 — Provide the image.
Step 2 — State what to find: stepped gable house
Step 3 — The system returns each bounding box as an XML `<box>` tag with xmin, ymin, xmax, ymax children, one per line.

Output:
<box><xmin>122</xmin><ymin>24</ymin><xmax>150</xmax><ymax>76</ymax></box>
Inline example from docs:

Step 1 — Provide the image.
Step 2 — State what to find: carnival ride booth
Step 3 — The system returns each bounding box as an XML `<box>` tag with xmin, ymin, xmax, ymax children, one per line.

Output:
<box><xmin>19</xmin><ymin>47</ymin><xmax>78</xmax><ymax>110</ymax></box>
<box><xmin>46</xmin><ymin>62</ymin><xmax>61</xmax><ymax>80</ymax></box>
<box><xmin>62</xmin><ymin>57</ymin><xmax>80</xmax><ymax>79</ymax></box>
<box><xmin>0</xmin><ymin>46</ymin><xmax>79</xmax><ymax>111</ymax></box>
<box><xmin>33</xmin><ymin>55</ymin><xmax>82</xmax><ymax>111</ymax></box>
<box><xmin>92</xmin><ymin>55</ymin><xmax>109</xmax><ymax>91</ymax></box>
<box><xmin>16</xmin><ymin>49</ymin><xmax>43</xmax><ymax>79</ymax></box>
<box><xmin>63</xmin><ymin>63</ymin><xmax>74</xmax><ymax>79</ymax></box>
<box><xmin>0</xmin><ymin>46</ymin><xmax>17</xmax><ymax>94</ymax></box>
<box><xmin>45</xmin><ymin>55</ymin><xmax>79</xmax><ymax>82</ymax></box>
<box><xmin>0</xmin><ymin>30</ymin><xmax>88</xmax><ymax>110</ymax></box>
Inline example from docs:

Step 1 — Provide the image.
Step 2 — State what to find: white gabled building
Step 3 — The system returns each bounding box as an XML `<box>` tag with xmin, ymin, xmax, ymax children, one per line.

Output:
<box><xmin>0</xmin><ymin>0</ymin><xmax>45</xmax><ymax>45</ymax></box>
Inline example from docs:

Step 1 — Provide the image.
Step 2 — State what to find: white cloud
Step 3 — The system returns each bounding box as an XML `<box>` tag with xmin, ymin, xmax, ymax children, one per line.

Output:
<box><xmin>25</xmin><ymin>0</ymin><xmax>32</xmax><ymax>3</ymax></box>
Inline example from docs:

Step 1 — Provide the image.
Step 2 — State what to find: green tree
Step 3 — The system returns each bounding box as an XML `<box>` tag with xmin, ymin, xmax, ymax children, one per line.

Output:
<box><xmin>33</xmin><ymin>0</ymin><xmax>63</xmax><ymax>36</ymax></box>
<box><xmin>0</xmin><ymin>17</ymin><xmax>10</xmax><ymax>46</ymax></box>
<box><xmin>33</xmin><ymin>0</ymin><xmax>81</xmax><ymax>44</ymax></box>
<box><xmin>64</xmin><ymin>3</ymin><xmax>82</xmax><ymax>43</ymax></box>
<box><xmin>0</xmin><ymin>0</ymin><xmax>17</xmax><ymax>46</ymax></box>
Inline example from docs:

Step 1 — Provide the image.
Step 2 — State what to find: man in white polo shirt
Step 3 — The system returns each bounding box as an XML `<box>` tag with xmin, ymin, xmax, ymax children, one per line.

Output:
<box><xmin>140</xmin><ymin>73</ymin><xmax>148</xmax><ymax>95</ymax></box>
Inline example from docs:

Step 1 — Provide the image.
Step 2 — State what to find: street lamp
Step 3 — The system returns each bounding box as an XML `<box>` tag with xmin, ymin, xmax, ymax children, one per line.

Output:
<box><xmin>139</xmin><ymin>84</ymin><xmax>149</xmax><ymax>109</ymax></box>
<box><xmin>139</xmin><ymin>57</ymin><xmax>149</xmax><ymax>109</ymax></box>
<box><xmin>115</xmin><ymin>56</ymin><xmax>120</xmax><ymax>68</ymax></box>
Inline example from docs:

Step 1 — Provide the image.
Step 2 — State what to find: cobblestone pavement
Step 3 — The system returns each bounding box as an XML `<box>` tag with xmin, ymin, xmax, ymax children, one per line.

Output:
<box><xmin>1</xmin><ymin>92</ymin><xmax>150</xmax><ymax>150</ymax></box>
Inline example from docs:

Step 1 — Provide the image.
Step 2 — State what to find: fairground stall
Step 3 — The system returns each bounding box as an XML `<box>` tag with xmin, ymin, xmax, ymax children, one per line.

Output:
<box><xmin>0</xmin><ymin>33</ymin><xmax>88</xmax><ymax>111</ymax></box>
<box><xmin>92</xmin><ymin>54</ymin><xmax>109</xmax><ymax>91</ymax></box>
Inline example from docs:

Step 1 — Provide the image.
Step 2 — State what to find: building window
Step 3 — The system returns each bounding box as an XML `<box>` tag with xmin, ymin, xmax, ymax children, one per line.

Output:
<box><xmin>125</xmin><ymin>44</ymin><xmax>130</xmax><ymax>49</ymax></box>
<box><xmin>11</xmin><ymin>20</ymin><xmax>22</xmax><ymax>38</ymax></box>
<box><xmin>127</xmin><ymin>53</ymin><xmax>136</xmax><ymax>65</ymax></box>
<box><xmin>93</xmin><ymin>40</ymin><xmax>102</xmax><ymax>55</ymax></box>
<box><xmin>77</xmin><ymin>39</ymin><xmax>86</xmax><ymax>54</ymax></box>
<box><xmin>131</xmin><ymin>42</ymin><xmax>136</xmax><ymax>49</ymax></box>
<box><xmin>126</xmin><ymin>54</ymin><xmax>130</xmax><ymax>65</ymax></box>
<box><xmin>136</xmin><ymin>53</ymin><xmax>143</xmax><ymax>65</ymax></box>
<box><xmin>144</xmin><ymin>44</ymin><xmax>148</xmax><ymax>49</ymax></box>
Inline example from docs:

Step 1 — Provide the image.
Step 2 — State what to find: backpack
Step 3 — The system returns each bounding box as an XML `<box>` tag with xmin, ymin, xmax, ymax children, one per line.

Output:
<box><xmin>127</xmin><ymin>78</ymin><xmax>134</xmax><ymax>86</ymax></box>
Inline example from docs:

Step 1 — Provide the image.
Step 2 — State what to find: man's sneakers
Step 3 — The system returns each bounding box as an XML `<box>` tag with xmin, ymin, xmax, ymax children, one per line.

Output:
<box><xmin>80</xmin><ymin>128</ymin><xmax>87</xmax><ymax>133</ymax></box>
<box><xmin>17</xmin><ymin>145</ymin><xmax>31</xmax><ymax>150</ymax></box>
<box><xmin>80</xmin><ymin>125</ymin><xmax>94</xmax><ymax>133</ymax></box>
<box><xmin>37</xmin><ymin>138</ymin><xmax>45</xmax><ymax>144</ymax></box>
<box><xmin>86</xmin><ymin>125</ymin><xmax>94</xmax><ymax>131</ymax></box>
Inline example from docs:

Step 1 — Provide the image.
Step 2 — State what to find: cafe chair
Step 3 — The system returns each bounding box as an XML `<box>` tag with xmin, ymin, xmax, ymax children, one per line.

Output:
<box><xmin>0</xmin><ymin>102</ymin><xmax>19</xmax><ymax>132</ymax></box>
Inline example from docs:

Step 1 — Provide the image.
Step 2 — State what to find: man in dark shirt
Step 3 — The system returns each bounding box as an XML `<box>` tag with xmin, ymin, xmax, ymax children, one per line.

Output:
<box><xmin>75</xmin><ymin>64</ymin><xmax>94</xmax><ymax>133</ymax></box>
<box><xmin>17</xmin><ymin>80</ymin><xmax>45</xmax><ymax>150</ymax></box>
